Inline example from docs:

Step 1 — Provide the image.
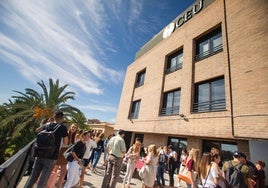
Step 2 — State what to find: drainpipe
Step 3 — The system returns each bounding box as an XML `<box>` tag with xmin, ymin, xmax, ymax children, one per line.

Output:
<box><xmin>223</xmin><ymin>0</ymin><xmax>235</xmax><ymax>138</ymax></box>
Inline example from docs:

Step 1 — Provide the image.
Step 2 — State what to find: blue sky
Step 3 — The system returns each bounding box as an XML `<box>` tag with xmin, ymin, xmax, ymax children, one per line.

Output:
<box><xmin>0</xmin><ymin>0</ymin><xmax>195</xmax><ymax>123</ymax></box>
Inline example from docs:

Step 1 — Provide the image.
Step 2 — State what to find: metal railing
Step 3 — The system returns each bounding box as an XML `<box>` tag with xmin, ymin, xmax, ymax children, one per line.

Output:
<box><xmin>194</xmin><ymin>44</ymin><xmax>223</xmax><ymax>61</ymax></box>
<box><xmin>166</xmin><ymin>63</ymin><xmax>182</xmax><ymax>74</ymax></box>
<box><xmin>193</xmin><ymin>99</ymin><xmax>226</xmax><ymax>112</ymax></box>
<box><xmin>0</xmin><ymin>140</ymin><xmax>34</xmax><ymax>187</ymax></box>
<box><xmin>160</xmin><ymin>106</ymin><xmax>180</xmax><ymax>115</ymax></box>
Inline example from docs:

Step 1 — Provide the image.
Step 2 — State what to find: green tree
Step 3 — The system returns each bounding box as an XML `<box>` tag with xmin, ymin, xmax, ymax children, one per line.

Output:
<box><xmin>68</xmin><ymin>111</ymin><xmax>88</xmax><ymax>130</ymax></box>
<box><xmin>0</xmin><ymin>78</ymin><xmax>85</xmax><ymax>162</ymax></box>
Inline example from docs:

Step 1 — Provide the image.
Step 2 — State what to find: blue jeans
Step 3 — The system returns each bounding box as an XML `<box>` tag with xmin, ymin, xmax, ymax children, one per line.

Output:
<box><xmin>156</xmin><ymin>162</ymin><xmax>166</xmax><ymax>186</ymax></box>
<box><xmin>92</xmin><ymin>150</ymin><xmax>102</xmax><ymax>168</ymax></box>
<box><xmin>24</xmin><ymin>157</ymin><xmax>56</xmax><ymax>188</ymax></box>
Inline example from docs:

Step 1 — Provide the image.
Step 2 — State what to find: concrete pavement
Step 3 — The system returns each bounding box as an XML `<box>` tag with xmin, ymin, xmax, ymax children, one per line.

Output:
<box><xmin>18</xmin><ymin>154</ymin><xmax>183</xmax><ymax>188</ymax></box>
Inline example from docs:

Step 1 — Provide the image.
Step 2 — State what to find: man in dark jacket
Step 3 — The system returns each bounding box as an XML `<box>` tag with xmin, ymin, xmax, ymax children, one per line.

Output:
<box><xmin>24</xmin><ymin>111</ymin><xmax>68</xmax><ymax>188</ymax></box>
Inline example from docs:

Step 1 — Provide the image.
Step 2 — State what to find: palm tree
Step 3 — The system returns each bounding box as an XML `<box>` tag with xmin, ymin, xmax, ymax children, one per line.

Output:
<box><xmin>0</xmin><ymin>78</ymin><xmax>85</xmax><ymax>161</ymax></box>
<box><xmin>67</xmin><ymin>111</ymin><xmax>88</xmax><ymax>130</ymax></box>
<box><xmin>2</xmin><ymin>78</ymin><xmax>81</xmax><ymax>133</ymax></box>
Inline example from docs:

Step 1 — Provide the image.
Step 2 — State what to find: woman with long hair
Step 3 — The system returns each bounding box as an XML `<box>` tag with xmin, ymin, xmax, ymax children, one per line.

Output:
<box><xmin>64</xmin><ymin>130</ymin><xmax>90</xmax><ymax>188</ymax></box>
<box><xmin>185</xmin><ymin>148</ymin><xmax>199</xmax><ymax>188</ymax></box>
<box><xmin>198</xmin><ymin>152</ymin><xmax>219</xmax><ymax>188</ymax></box>
<box><xmin>211</xmin><ymin>152</ymin><xmax>227</xmax><ymax>188</ymax></box>
<box><xmin>141</xmin><ymin>144</ymin><xmax>159</xmax><ymax>188</ymax></box>
<box><xmin>91</xmin><ymin>132</ymin><xmax>105</xmax><ymax>173</ymax></box>
<box><xmin>123</xmin><ymin>138</ymin><xmax>142</xmax><ymax>188</ymax></box>
<box><xmin>46</xmin><ymin>123</ymin><xmax>78</xmax><ymax>188</ymax></box>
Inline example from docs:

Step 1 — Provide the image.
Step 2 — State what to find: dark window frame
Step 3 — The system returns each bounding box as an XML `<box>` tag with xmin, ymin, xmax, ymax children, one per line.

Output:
<box><xmin>203</xmin><ymin>140</ymin><xmax>238</xmax><ymax>163</ymax></box>
<box><xmin>129</xmin><ymin>100</ymin><xmax>141</xmax><ymax>119</ymax></box>
<box><xmin>135</xmin><ymin>69</ymin><xmax>146</xmax><ymax>87</ymax></box>
<box><xmin>160</xmin><ymin>89</ymin><xmax>181</xmax><ymax>116</ymax></box>
<box><xmin>166</xmin><ymin>49</ymin><xmax>183</xmax><ymax>74</ymax></box>
<box><xmin>167</xmin><ymin>136</ymin><xmax>187</xmax><ymax>166</ymax></box>
<box><xmin>193</xmin><ymin>77</ymin><xmax>226</xmax><ymax>113</ymax></box>
<box><xmin>195</xmin><ymin>26</ymin><xmax>223</xmax><ymax>61</ymax></box>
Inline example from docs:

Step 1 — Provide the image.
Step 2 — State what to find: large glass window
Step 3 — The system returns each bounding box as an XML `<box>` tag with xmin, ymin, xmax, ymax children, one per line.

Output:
<box><xmin>135</xmin><ymin>69</ymin><xmax>146</xmax><ymax>87</ymax></box>
<box><xmin>167</xmin><ymin>136</ymin><xmax>187</xmax><ymax>167</ymax></box>
<box><xmin>195</xmin><ymin>27</ymin><xmax>222</xmax><ymax>61</ymax></box>
<box><xmin>166</xmin><ymin>49</ymin><xmax>183</xmax><ymax>74</ymax></box>
<box><xmin>193</xmin><ymin>77</ymin><xmax>226</xmax><ymax>112</ymax></box>
<box><xmin>129</xmin><ymin>100</ymin><xmax>141</xmax><ymax>119</ymax></box>
<box><xmin>161</xmin><ymin>89</ymin><xmax>180</xmax><ymax>115</ymax></box>
<box><xmin>203</xmin><ymin>140</ymin><xmax>238</xmax><ymax>164</ymax></box>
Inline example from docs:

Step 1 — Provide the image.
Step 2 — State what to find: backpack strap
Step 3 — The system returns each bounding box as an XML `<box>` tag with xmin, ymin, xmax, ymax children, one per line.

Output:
<box><xmin>228</xmin><ymin>160</ymin><xmax>233</xmax><ymax>168</ymax></box>
<box><xmin>236</xmin><ymin>162</ymin><xmax>243</xmax><ymax>170</ymax></box>
<box><xmin>46</xmin><ymin>123</ymin><xmax>61</xmax><ymax>133</ymax></box>
<box><xmin>203</xmin><ymin>164</ymin><xmax>212</xmax><ymax>187</ymax></box>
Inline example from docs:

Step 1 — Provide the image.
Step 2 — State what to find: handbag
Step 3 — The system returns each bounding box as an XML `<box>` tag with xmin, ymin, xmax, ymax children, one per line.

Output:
<box><xmin>138</xmin><ymin>164</ymin><xmax>149</xmax><ymax>179</ymax></box>
<box><xmin>63</xmin><ymin>144</ymin><xmax>74</xmax><ymax>162</ymax></box>
<box><xmin>136</xmin><ymin>159</ymin><xmax>144</xmax><ymax>170</ymax></box>
<box><xmin>178</xmin><ymin>165</ymin><xmax>192</xmax><ymax>184</ymax></box>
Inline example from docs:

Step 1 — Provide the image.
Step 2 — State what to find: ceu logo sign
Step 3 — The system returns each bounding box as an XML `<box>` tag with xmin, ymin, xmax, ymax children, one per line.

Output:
<box><xmin>162</xmin><ymin>0</ymin><xmax>203</xmax><ymax>39</ymax></box>
<box><xmin>163</xmin><ymin>23</ymin><xmax>175</xmax><ymax>38</ymax></box>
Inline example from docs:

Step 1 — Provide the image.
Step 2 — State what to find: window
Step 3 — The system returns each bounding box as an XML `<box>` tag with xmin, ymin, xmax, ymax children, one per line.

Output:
<box><xmin>166</xmin><ymin>49</ymin><xmax>183</xmax><ymax>73</ymax></box>
<box><xmin>129</xmin><ymin>100</ymin><xmax>141</xmax><ymax>119</ymax></box>
<box><xmin>193</xmin><ymin>77</ymin><xmax>226</xmax><ymax>112</ymax></box>
<box><xmin>203</xmin><ymin>140</ymin><xmax>237</xmax><ymax>163</ymax></box>
<box><xmin>195</xmin><ymin>27</ymin><xmax>223</xmax><ymax>61</ymax></box>
<box><xmin>135</xmin><ymin>69</ymin><xmax>146</xmax><ymax>87</ymax></box>
<box><xmin>161</xmin><ymin>89</ymin><xmax>180</xmax><ymax>115</ymax></box>
<box><xmin>167</xmin><ymin>136</ymin><xmax>187</xmax><ymax>165</ymax></box>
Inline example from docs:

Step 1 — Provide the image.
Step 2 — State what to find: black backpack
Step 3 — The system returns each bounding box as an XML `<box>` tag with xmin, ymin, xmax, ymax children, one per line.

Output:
<box><xmin>159</xmin><ymin>153</ymin><xmax>167</xmax><ymax>163</ymax></box>
<box><xmin>34</xmin><ymin>123</ymin><xmax>61</xmax><ymax>159</ymax></box>
<box><xmin>225</xmin><ymin>161</ymin><xmax>245</xmax><ymax>188</ymax></box>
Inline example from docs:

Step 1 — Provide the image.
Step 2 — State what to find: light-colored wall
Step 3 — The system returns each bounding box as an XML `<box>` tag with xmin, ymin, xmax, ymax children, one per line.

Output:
<box><xmin>224</xmin><ymin>0</ymin><xmax>268</xmax><ymax>138</ymax></box>
<box><xmin>115</xmin><ymin>0</ymin><xmax>268</xmax><ymax>156</ymax></box>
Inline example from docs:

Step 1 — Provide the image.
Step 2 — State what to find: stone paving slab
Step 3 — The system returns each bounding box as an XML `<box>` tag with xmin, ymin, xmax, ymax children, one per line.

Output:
<box><xmin>18</xmin><ymin>156</ymin><xmax>183</xmax><ymax>188</ymax></box>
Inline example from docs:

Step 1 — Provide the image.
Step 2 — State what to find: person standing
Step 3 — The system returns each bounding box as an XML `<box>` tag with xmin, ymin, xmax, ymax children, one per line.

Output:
<box><xmin>101</xmin><ymin>129</ymin><xmax>126</xmax><ymax>188</ymax></box>
<box><xmin>156</xmin><ymin>146</ymin><xmax>168</xmax><ymax>188</ymax></box>
<box><xmin>24</xmin><ymin>111</ymin><xmax>68</xmax><ymax>188</ymax></box>
<box><xmin>103</xmin><ymin>134</ymin><xmax>114</xmax><ymax>166</ymax></box>
<box><xmin>167</xmin><ymin>145</ymin><xmax>178</xmax><ymax>187</ymax></box>
<box><xmin>141</xmin><ymin>144</ymin><xmax>159</xmax><ymax>188</ymax></box>
<box><xmin>51</xmin><ymin>123</ymin><xmax>78</xmax><ymax>188</ymax></box>
<box><xmin>91</xmin><ymin>132</ymin><xmax>105</xmax><ymax>173</ymax></box>
<box><xmin>222</xmin><ymin>151</ymin><xmax>253</xmax><ymax>188</ymax></box>
<box><xmin>64</xmin><ymin>130</ymin><xmax>90</xmax><ymax>188</ymax></box>
<box><xmin>79</xmin><ymin>131</ymin><xmax>97</xmax><ymax>187</ymax></box>
<box><xmin>255</xmin><ymin>160</ymin><xmax>266</xmax><ymax>188</ymax></box>
<box><xmin>184</xmin><ymin>148</ymin><xmax>199</xmax><ymax>188</ymax></box>
<box><xmin>211</xmin><ymin>153</ymin><xmax>227</xmax><ymax>188</ymax></box>
<box><xmin>198</xmin><ymin>152</ymin><xmax>220</xmax><ymax>188</ymax></box>
<box><xmin>123</xmin><ymin>138</ymin><xmax>142</xmax><ymax>188</ymax></box>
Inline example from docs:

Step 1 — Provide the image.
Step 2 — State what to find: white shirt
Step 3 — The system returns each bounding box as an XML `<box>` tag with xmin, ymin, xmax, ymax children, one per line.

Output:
<box><xmin>201</xmin><ymin>164</ymin><xmax>219</xmax><ymax>187</ymax></box>
<box><xmin>83</xmin><ymin>139</ymin><xmax>97</xmax><ymax>159</ymax></box>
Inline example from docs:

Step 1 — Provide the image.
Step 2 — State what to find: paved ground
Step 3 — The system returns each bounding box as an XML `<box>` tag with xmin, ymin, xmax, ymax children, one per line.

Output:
<box><xmin>18</xmin><ymin>155</ymin><xmax>184</xmax><ymax>188</ymax></box>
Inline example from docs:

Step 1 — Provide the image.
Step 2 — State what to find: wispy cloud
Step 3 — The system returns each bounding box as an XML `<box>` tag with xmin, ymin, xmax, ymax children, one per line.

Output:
<box><xmin>78</xmin><ymin>104</ymin><xmax>117</xmax><ymax>113</ymax></box>
<box><xmin>0</xmin><ymin>0</ymin><xmax>124</xmax><ymax>96</ymax></box>
<box><xmin>128</xmin><ymin>0</ymin><xmax>143</xmax><ymax>27</ymax></box>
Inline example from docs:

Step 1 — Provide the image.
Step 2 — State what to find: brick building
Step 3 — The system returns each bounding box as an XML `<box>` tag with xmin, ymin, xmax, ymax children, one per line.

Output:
<box><xmin>115</xmin><ymin>0</ymin><xmax>268</xmax><ymax>168</ymax></box>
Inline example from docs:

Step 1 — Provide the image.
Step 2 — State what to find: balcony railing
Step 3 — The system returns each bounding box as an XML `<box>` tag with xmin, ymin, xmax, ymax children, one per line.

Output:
<box><xmin>194</xmin><ymin>44</ymin><xmax>223</xmax><ymax>61</ymax></box>
<box><xmin>193</xmin><ymin>99</ymin><xmax>226</xmax><ymax>112</ymax></box>
<box><xmin>166</xmin><ymin>63</ymin><xmax>182</xmax><ymax>74</ymax></box>
<box><xmin>0</xmin><ymin>140</ymin><xmax>34</xmax><ymax>187</ymax></box>
<box><xmin>160</xmin><ymin>106</ymin><xmax>179</xmax><ymax>115</ymax></box>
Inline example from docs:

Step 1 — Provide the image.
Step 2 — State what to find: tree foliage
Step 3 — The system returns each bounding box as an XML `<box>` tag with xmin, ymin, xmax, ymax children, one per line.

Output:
<box><xmin>0</xmin><ymin>78</ymin><xmax>87</xmax><ymax>163</ymax></box>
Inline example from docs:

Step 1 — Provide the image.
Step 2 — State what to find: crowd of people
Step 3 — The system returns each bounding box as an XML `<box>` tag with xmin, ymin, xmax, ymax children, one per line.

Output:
<box><xmin>24</xmin><ymin>111</ymin><xmax>266</xmax><ymax>188</ymax></box>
